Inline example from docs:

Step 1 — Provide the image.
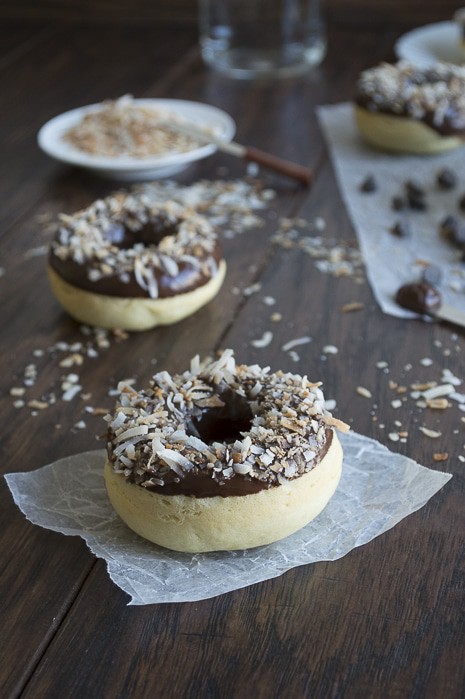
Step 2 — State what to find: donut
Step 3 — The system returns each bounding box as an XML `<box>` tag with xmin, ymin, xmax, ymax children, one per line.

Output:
<box><xmin>104</xmin><ymin>350</ymin><xmax>348</xmax><ymax>552</ymax></box>
<box><xmin>48</xmin><ymin>192</ymin><xmax>226</xmax><ymax>331</ymax></box>
<box><xmin>354</xmin><ymin>61</ymin><xmax>465</xmax><ymax>154</ymax></box>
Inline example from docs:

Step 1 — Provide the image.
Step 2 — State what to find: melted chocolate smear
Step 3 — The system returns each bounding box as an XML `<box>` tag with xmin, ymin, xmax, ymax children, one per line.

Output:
<box><xmin>395</xmin><ymin>281</ymin><xmax>442</xmax><ymax>315</ymax></box>
<box><xmin>187</xmin><ymin>388</ymin><xmax>254</xmax><ymax>444</ymax></box>
<box><xmin>103</xmin><ymin>218</ymin><xmax>179</xmax><ymax>249</ymax></box>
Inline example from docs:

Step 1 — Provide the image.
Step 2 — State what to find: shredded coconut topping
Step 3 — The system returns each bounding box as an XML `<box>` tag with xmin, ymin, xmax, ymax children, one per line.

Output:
<box><xmin>49</xmin><ymin>192</ymin><xmax>219</xmax><ymax>298</ymax></box>
<box><xmin>63</xmin><ymin>95</ymin><xmax>200</xmax><ymax>158</ymax></box>
<box><xmin>357</xmin><ymin>61</ymin><xmax>465</xmax><ymax>129</ymax></box>
<box><xmin>106</xmin><ymin>350</ymin><xmax>349</xmax><ymax>490</ymax></box>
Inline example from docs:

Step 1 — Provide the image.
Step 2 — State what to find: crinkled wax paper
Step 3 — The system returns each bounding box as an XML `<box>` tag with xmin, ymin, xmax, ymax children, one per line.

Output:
<box><xmin>5</xmin><ymin>431</ymin><xmax>451</xmax><ymax>605</ymax></box>
<box><xmin>317</xmin><ymin>103</ymin><xmax>465</xmax><ymax>318</ymax></box>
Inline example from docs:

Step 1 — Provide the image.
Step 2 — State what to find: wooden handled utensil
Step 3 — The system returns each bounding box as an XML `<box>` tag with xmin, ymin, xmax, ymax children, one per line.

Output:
<box><xmin>161</xmin><ymin>120</ymin><xmax>312</xmax><ymax>186</ymax></box>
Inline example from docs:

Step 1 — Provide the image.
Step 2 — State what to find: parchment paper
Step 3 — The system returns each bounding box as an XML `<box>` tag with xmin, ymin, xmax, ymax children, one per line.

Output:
<box><xmin>317</xmin><ymin>103</ymin><xmax>465</xmax><ymax>318</ymax></box>
<box><xmin>5</xmin><ymin>431</ymin><xmax>451</xmax><ymax>605</ymax></box>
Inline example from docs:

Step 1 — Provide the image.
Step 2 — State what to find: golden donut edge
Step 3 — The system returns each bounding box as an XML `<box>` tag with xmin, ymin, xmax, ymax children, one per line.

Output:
<box><xmin>103</xmin><ymin>430</ymin><xmax>343</xmax><ymax>553</ymax></box>
<box><xmin>47</xmin><ymin>259</ymin><xmax>227</xmax><ymax>331</ymax></box>
<box><xmin>354</xmin><ymin>104</ymin><xmax>464</xmax><ymax>154</ymax></box>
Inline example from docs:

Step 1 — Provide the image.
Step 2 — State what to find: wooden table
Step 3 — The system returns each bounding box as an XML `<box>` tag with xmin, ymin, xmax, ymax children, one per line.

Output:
<box><xmin>1</xmin><ymin>15</ymin><xmax>464</xmax><ymax>699</ymax></box>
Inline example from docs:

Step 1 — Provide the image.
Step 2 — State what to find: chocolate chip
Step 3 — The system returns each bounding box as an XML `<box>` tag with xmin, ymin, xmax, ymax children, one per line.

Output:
<box><xmin>391</xmin><ymin>196</ymin><xmax>406</xmax><ymax>211</ymax></box>
<box><xmin>405</xmin><ymin>180</ymin><xmax>425</xmax><ymax>198</ymax></box>
<box><xmin>458</xmin><ymin>194</ymin><xmax>465</xmax><ymax>212</ymax></box>
<box><xmin>390</xmin><ymin>219</ymin><xmax>411</xmax><ymax>238</ymax></box>
<box><xmin>407</xmin><ymin>193</ymin><xmax>427</xmax><ymax>211</ymax></box>
<box><xmin>439</xmin><ymin>215</ymin><xmax>465</xmax><ymax>246</ymax></box>
<box><xmin>437</xmin><ymin>168</ymin><xmax>457</xmax><ymax>190</ymax></box>
<box><xmin>421</xmin><ymin>265</ymin><xmax>442</xmax><ymax>286</ymax></box>
<box><xmin>440</xmin><ymin>214</ymin><xmax>458</xmax><ymax>237</ymax></box>
<box><xmin>395</xmin><ymin>282</ymin><xmax>442</xmax><ymax>315</ymax></box>
<box><xmin>360</xmin><ymin>175</ymin><xmax>377</xmax><ymax>193</ymax></box>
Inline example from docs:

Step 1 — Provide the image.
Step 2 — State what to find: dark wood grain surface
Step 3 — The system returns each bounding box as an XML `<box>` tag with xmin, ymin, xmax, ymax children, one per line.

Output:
<box><xmin>1</xmin><ymin>10</ymin><xmax>464</xmax><ymax>699</ymax></box>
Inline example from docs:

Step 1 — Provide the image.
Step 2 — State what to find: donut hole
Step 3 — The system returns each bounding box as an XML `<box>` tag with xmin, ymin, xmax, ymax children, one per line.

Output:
<box><xmin>103</xmin><ymin>216</ymin><xmax>179</xmax><ymax>249</ymax></box>
<box><xmin>187</xmin><ymin>388</ymin><xmax>254</xmax><ymax>444</ymax></box>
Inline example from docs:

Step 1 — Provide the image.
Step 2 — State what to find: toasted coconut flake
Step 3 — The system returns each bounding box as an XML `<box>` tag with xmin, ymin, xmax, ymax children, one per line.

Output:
<box><xmin>158</xmin><ymin>449</ymin><xmax>194</xmax><ymax>471</ymax></box>
<box><xmin>356</xmin><ymin>386</ymin><xmax>372</xmax><ymax>398</ymax></box>
<box><xmin>114</xmin><ymin>424</ymin><xmax>149</xmax><ymax>442</ymax></box>
<box><xmin>106</xmin><ymin>350</ymin><xmax>345</xmax><ymax>490</ymax></box>
<box><xmin>251</xmin><ymin>331</ymin><xmax>273</xmax><ymax>348</ymax></box>
<box><xmin>281</xmin><ymin>336</ymin><xmax>312</xmax><ymax>352</ymax></box>
<box><xmin>419</xmin><ymin>426</ymin><xmax>442</xmax><ymax>439</ymax></box>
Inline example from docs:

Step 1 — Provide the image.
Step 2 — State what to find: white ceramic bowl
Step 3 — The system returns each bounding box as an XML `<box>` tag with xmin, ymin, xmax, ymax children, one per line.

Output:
<box><xmin>38</xmin><ymin>98</ymin><xmax>236</xmax><ymax>181</ymax></box>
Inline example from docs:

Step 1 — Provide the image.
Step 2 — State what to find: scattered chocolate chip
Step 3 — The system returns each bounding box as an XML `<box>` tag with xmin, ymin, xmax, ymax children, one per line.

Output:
<box><xmin>421</xmin><ymin>265</ymin><xmax>442</xmax><ymax>286</ymax></box>
<box><xmin>408</xmin><ymin>193</ymin><xmax>427</xmax><ymax>211</ymax></box>
<box><xmin>458</xmin><ymin>194</ymin><xmax>465</xmax><ymax>212</ymax></box>
<box><xmin>359</xmin><ymin>174</ymin><xmax>377</xmax><ymax>193</ymax></box>
<box><xmin>405</xmin><ymin>180</ymin><xmax>425</xmax><ymax>198</ymax></box>
<box><xmin>395</xmin><ymin>282</ymin><xmax>442</xmax><ymax>315</ymax></box>
<box><xmin>391</xmin><ymin>196</ymin><xmax>406</xmax><ymax>211</ymax></box>
<box><xmin>437</xmin><ymin>168</ymin><xmax>457</xmax><ymax>190</ymax></box>
<box><xmin>404</xmin><ymin>180</ymin><xmax>427</xmax><ymax>211</ymax></box>
<box><xmin>390</xmin><ymin>219</ymin><xmax>411</xmax><ymax>238</ymax></box>
<box><xmin>439</xmin><ymin>215</ymin><xmax>465</xmax><ymax>246</ymax></box>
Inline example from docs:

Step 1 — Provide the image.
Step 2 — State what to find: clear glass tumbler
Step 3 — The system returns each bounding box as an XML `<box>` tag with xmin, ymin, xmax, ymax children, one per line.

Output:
<box><xmin>199</xmin><ymin>0</ymin><xmax>326</xmax><ymax>79</ymax></box>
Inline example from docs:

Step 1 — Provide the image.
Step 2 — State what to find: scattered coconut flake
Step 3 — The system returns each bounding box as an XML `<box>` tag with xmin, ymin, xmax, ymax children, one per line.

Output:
<box><xmin>243</xmin><ymin>282</ymin><xmax>262</xmax><ymax>296</ymax></box>
<box><xmin>441</xmin><ymin>369</ymin><xmax>462</xmax><ymax>386</ymax></box>
<box><xmin>27</xmin><ymin>399</ymin><xmax>49</xmax><ymax>410</ymax></box>
<box><xmin>426</xmin><ymin>398</ymin><xmax>449</xmax><ymax>410</ymax></box>
<box><xmin>322</xmin><ymin>344</ymin><xmax>338</xmax><ymax>355</ymax></box>
<box><xmin>62</xmin><ymin>385</ymin><xmax>82</xmax><ymax>402</ymax></box>
<box><xmin>391</xmin><ymin>399</ymin><xmax>402</xmax><ymax>409</ymax></box>
<box><xmin>251</xmin><ymin>331</ymin><xmax>273</xmax><ymax>348</ymax></box>
<box><xmin>419</xmin><ymin>426</ymin><xmax>442</xmax><ymax>439</ymax></box>
<box><xmin>341</xmin><ymin>301</ymin><xmax>364</xmax><ymax>313</ymax></box>
<box><xmin>24</xmin><ymin>245</ymin><xmax>49</xmax><ymax>259</ymax></box>
<box><xmin>421</xmin><ymin>384</ymin><xmax>454</xmax><ymax>400</ymax></box>
<box><xmin>282</xmin><ymin>336</ymin><xmax>312</xmax><ymax>352</ymax></box>
<box><xmin>420</xmin><ymin>358</ymin><xmax>433</xmax><ymax>367</ymax></box>
<box><xmin>356</xmin><ymin>386</ymin><xmax>372</xmax><ymax>398</ymax></box>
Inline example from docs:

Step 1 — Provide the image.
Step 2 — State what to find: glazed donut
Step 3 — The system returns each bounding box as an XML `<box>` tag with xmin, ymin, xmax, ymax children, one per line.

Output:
<box><xmin>354</xmin><ymin>61</ymin><xmax>465</xmax><ymax>154</ymax></box>
<box><xmin>104</xmin><ymin>349</ymin><xmax>348</xmax><ymax>552</ymax></box>
<box><xmin>48</xmin><ymin>192</ymin><xmax>226</xmax><ymax>331</ymax></box>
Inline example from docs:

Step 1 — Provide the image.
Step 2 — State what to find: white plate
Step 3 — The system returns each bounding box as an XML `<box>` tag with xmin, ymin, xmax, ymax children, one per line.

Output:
<box><xmin>38</xmin><ymin>99</ymin><xmax>236</xmax><ymax>181</ymax></box>
<box><xmin>395</xmin><ymin>21</ymin><xmax>465</xmax><ymax>68</ymax></box>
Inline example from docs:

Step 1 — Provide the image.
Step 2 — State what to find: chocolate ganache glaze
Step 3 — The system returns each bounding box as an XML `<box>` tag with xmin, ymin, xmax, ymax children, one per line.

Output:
<box><xmin>120</xmin><ymin>387</ymin><xmax>333</xmax><ymax>498</ymax></box>
<box><xmin>355</xmin><ymin>63</ymin><xmax>465</xmax><ymax>137</ymax></box>
<box><xmin>49</xmin><ymin>194</ymin><xmax>221</xmax><ymax>299</ymax></box>
<box><xmin>49</xmin><ymin>214</ymin><xmax>222</xmax><ymax>299</ymax></box>
<box><xmin>138</xmin><ymin>433</ymin><xmax>332</xmax><ymax>498</ymax></box>
<box><xmin>106</xmin><ymin>350</ymin><xmax>340</xmax><ymax>500</ymax></box>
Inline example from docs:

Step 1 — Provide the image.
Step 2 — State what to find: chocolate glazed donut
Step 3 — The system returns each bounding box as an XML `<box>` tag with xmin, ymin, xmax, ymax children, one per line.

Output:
<box><xmin>104</xmin><ymin>350</ymin><xmax>348</xmax><ymax>552</ymax></box>
<box><xmin>354</xmin><ymin>61</ymin><xmax>465</xmax><ymax>154</ymax></box>
<box><xmin>47</xmin><ymin>193</ymin><xmax>226</xmax><ymax>331</ymax></box>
